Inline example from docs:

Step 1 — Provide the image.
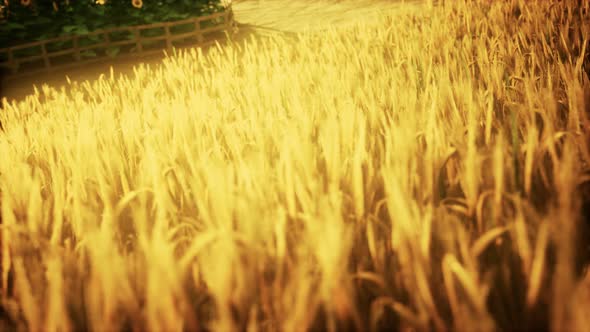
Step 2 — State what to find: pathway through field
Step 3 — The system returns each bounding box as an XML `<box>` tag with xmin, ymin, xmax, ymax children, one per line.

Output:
<box><xmin>233</xmin><ymin>0</ymin><xmax>422</xmax><ymax>34</ymax></box>
<box><xmin>0</xmin><ymin>0</ymin><xmax>423</xmax><ymax>104</ymax></box>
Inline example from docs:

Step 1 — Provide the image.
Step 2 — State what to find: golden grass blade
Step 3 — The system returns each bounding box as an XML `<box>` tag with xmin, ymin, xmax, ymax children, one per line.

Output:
<box><xmin>179</xmin><ymin>232</ymin><xmax>219</xmax><ymax>270</ymax></box>
<box><xmin>526</xmin><ymin>220</ymin><xmax>549</xmax><ymax>308</ymax></box>
<box><xmin>442</xmin><ymin>254</ymin><xmax>486</xmax><ymax>314</ymax></box>
<box><xmin>45</xmin><ymin>257</ymin><xmax>71</xmax><ymax>332</ymax></box>
<box><xmin>370</xmin><ymin>297</ymin><xmax>427</xmax><ymax>332</ymax></box>
<box><xmin>471</xmin><ymin>226</ymin><xmax>508</xmax><ymax>258</ymax></box>
<box><xmin>13</xmin><ymin>258</ymin><xmax>40</xmax><ymax>332</ymax></box>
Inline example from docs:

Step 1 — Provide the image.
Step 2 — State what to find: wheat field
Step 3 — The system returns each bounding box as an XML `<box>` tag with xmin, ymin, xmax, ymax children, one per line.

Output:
<box><xmin>0</xmin><ymin>0</ymin><xmax>589</xmax><ymax>331</ymax></box>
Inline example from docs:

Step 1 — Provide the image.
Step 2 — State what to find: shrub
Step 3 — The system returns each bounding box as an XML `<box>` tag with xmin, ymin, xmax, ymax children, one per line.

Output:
<box><xmin>0</xmin><ymin>0</ymin><xmax>228</xmax><ymax>48</ymax></box>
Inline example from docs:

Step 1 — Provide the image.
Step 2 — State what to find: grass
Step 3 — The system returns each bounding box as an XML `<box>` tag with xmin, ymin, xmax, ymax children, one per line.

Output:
<box><xmin>0</xmin><ymin>0</ymin><xmax>589</xmax><ymax>331</ymax></box>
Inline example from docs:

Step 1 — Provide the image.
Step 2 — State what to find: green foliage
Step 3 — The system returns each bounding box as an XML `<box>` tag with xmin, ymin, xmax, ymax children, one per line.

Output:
<box><xmin>0</xmin><ymin>0</ymin><xmax>227</xmax><ymax>50</ymax></box>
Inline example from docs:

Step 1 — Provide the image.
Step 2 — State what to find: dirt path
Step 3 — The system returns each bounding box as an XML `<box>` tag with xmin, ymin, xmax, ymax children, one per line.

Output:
<box><xmin>0</xmin><ymin>0</ymin><xmax>422</xmax><ymax>105</ymax></box>
<box><xmin>233</xmin><ymin>0</ymin><xmax>422</xmax><ymax>33</ymax></box>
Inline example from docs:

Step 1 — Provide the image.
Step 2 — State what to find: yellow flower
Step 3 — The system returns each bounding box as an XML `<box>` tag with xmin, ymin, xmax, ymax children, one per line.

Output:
<box><xmin>131</xmin><ymin>0</ymin><xmax>142</xmax><ymax>9</ymax></box>
<box><xmin>96</xmin><ymin>0</ymin><xmax>105</xmax><ymax>5</ymax></box>
<box><xmin>20</xmin><ymin>0</ymin><xmax>31</xmax><ymax>6</ymax></box>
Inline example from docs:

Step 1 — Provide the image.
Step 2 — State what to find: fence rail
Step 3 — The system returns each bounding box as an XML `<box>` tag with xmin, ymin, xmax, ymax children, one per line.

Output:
<box><xmin>0</xmin><ymin>8</ymin><xmax>235</xmax><ymax>77</ymax></box>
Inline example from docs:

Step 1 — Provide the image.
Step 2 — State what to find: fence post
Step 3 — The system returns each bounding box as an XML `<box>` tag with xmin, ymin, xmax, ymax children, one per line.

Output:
<box><xmin>133</xmin><ymin>28</ymin><xmax>143</xmax><ymax>53</ymax></box>
<box><xmin>226</xmin><ymin>9</ymin><xmax>236</xmax><ymax>36</ymax></box>
<box><xmin>164</xmin><ymin>24</ymin><xmax>173</xmax><ymax>51</ymax></box>
<box><xmin>73</xmin><ymin>36</ymin><xmax>81</xmax><ymax>61</ymax></box>
<box><xmin>195</xmin><ymin>18</ymin><xmax>204</xmax><ymax>44</ymax></box>
<box><xmin>7</xmin><ymin>49</ymin><xmax>17</xmax><ymax>74</ymax></box>
<box><xmin>103</xmin><ymin>31</ymin><xmax>111</xmax><ymax>48</ymax></box>
<box><xmin>41</xmin><ymin>43</ymin><xmax>50</xmax><ymax>69</ymax></box>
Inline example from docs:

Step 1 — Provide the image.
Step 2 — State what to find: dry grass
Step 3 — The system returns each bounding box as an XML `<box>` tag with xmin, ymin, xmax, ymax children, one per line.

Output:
<box><xmin>0</xmin><ymin>0</ymin><xmax>589</xmax><ymax>331</ymax></box>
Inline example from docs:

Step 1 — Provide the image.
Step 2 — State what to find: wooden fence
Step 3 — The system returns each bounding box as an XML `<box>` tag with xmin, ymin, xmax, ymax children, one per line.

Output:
<box><xmin>0</xmin><ymin>7</ymin><xmax>235</xmax><ymax>78</ymax></box>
